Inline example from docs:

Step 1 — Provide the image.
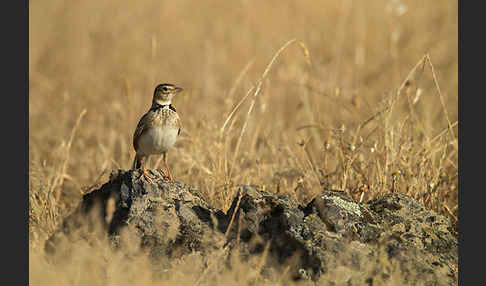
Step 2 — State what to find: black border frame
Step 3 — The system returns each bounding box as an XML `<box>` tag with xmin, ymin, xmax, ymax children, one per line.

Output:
<box><xmin>5</xmin><ymin>0</ymin><xmax>28</xmax><ymax>285</ymax></box>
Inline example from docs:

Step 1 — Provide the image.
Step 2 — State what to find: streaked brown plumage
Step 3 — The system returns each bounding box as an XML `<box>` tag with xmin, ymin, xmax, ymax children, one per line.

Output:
<box><xmin>132</xmin><ymin>83</ymin><xmax>183</xmax><ymax>182</ymax></box>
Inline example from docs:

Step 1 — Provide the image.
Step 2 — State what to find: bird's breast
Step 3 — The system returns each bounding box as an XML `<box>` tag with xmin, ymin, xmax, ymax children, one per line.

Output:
<box><xmin>138</xmin><ymin>126</ymin><xmax>179</xmax><ymax>155</ymax></box>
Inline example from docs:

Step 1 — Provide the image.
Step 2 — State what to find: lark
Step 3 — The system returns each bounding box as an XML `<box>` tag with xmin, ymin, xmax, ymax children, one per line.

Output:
<box><xmin>132</xmin><ymin>83</ymin><xmax>183</xmax><ymax>182</ymax></box>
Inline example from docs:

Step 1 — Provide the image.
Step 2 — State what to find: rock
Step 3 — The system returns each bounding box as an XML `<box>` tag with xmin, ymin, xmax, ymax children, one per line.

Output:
<box><xmin>46</xmin><ymin>169</ymin><xmax>225</xmax><ymax>264</ymax></box>
<box><xmin>45</xmin><ymin>169</ymin><xmax>458</xmax><ymax>285</ymax></box>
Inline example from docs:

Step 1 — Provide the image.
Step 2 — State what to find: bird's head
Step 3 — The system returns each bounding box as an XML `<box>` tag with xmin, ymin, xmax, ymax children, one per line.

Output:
<box><xmin>152</xmin><ymin>83</ymin><xmax>183</xmax><ymax>106</ymax></box>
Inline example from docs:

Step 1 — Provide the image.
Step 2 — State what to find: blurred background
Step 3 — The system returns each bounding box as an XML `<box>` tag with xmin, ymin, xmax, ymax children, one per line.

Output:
<box><xmin>29</xmin><ymin>0</ymin><xmax>457</xmax><ymax>249</ymax></box>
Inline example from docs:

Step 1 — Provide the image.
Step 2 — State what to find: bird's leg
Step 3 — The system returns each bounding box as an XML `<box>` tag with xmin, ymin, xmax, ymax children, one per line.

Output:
<box><xmin>140</xmin><ymin>156</ymin><xmax>154</xmax><ymax>181</ymax></box>
<box><xmin>164</xmin><ymin>152</ymin><xmax>174</xmax><ymax>182</ymax></box>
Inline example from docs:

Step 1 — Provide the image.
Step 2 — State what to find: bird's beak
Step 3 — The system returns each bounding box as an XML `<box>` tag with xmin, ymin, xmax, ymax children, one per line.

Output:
<box><xmin>176</xmin><ymin>87</ymin><xmax>184</xmax><ymax>93</ymax></box>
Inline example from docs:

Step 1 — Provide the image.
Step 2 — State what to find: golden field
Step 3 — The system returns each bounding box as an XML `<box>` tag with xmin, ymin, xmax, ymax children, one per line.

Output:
<box><xmin>29</xmin><ymin>0</ymin><xmax>458</xmax><ymax>285</ymax></box>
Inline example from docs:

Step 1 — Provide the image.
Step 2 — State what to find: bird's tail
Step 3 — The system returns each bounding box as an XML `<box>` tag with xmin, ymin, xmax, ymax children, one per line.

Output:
<box><xmin>132</xmin><ymin>154</ymin><xmax>147</xmax><ymax>169</ymax></box>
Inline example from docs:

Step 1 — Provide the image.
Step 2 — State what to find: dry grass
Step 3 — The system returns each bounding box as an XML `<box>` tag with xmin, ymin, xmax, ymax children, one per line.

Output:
<box><xmin>29</xmin><ymin>0</ymin><xmax>458</xmax><ymax>284</ymax></box>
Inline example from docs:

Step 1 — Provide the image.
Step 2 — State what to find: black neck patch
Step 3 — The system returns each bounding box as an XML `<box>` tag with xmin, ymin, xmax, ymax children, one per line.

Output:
<box><xmin>151</xmin><ymin>102</ymin><xmax>177</xmax><ymax>112</ymax></box>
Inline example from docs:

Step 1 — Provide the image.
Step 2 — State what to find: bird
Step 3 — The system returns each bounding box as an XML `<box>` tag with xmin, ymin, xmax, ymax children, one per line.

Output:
<box><xmin>132</xmin><ymin>83</ymin><xmax>183</xmax><ymax>182</ymax></box>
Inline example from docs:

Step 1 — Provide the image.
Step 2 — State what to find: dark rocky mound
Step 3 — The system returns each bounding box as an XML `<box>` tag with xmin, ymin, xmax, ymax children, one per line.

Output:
<box><xmin>46</xmin><ymin>169</ymin><xmax>458</xmax><ymax>285</ymax></box>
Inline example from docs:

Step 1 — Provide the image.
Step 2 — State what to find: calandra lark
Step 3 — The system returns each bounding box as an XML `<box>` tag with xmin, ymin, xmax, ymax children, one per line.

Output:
<box><xmin>132</xmin><ymin>83</ymin><xmax>183</xmax><ymax>182</ymax></box>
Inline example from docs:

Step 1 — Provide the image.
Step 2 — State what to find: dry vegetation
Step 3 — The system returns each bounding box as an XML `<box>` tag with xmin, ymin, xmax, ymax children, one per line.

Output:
<box><xmin>29</xmin><ymin>0</ymin><xmax>458</xmax><ymax>285</ymax></box>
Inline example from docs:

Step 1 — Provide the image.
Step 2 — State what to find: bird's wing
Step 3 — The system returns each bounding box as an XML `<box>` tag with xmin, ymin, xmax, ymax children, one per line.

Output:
<box><xmin>133</xmin><ymin>111</ymin><xmax>153</xmax><ymax>151</ymax></box>
<box><xmin>175</xmin><ymin>114</ymin><xmax>182</xmax><ymax>136</ymax></box>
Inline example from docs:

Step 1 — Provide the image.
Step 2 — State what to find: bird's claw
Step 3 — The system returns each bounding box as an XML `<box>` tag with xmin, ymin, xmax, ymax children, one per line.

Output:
<box><xmin>138</xmin><ymin>169</ymin><xmax>155</xmax><ymax>182</ymax></box>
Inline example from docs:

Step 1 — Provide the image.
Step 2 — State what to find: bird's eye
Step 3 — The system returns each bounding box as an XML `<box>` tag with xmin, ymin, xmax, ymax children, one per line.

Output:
<box><xmin>162</xmin><ymin>86</ymin><xmax>168</xmax><ymax>92</ymax></box>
